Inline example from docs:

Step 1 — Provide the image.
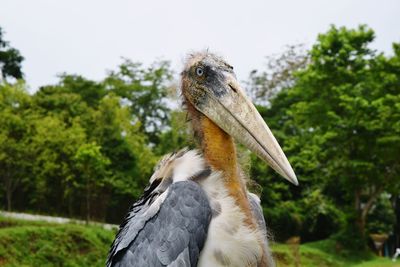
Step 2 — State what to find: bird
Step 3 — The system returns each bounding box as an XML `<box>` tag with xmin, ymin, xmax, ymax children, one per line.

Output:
<box><xmin>106</xmin><ymin>51</ymin><xmax>298</xmax><ymax>267</ymax></box>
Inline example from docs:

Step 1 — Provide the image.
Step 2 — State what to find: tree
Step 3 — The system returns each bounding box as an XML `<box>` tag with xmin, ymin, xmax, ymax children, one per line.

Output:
<box><xmin>155</xmin><ymin>110</ymin><xmax>194</xmax><ymax>155</ymax></box>
<box><xmin>57</xmin><ymin>74</ymin><xmax>107</xmax><ymax>107</ymax></box>
<box><xmin>30</xmin><ymin>115</ymin><xmax>87</xmax><ymax>215</ymax></box>
<box><xmin>31</xmin><ymin>78</ymin><xmax>157</xmax><ymax>221</ymax></box>
<box><xmin>254</xmin><ymin>25</ymin><xmax>400</xmax><ymax>246</ymax></box>
<box><xmin>74</xmin><ymin>142</ymin><xmax>110</xmax><ymax>223</ymax></box>
<box><xmin>247</xmin><ymin>44</ymin><xmax>309</xmax><ymax>104</ymax></box>
<box><xmin>0</xmin><ymin>82</ymin><xmax>32</xmax><ymax>210</ymax></box>
<box><xmin>0</xmin><ymin>27</ymin><xmax>24</xmax><ymax>80</ymax></box>
<box><xmin>104</xmin><ymin>59</ymin><xmax>173</xmax><ymax>144</ymax></box>
<box><xmin>90</xmin><ymin>94</ymin><xmax>156</xmax><ymax>222</ymax></box>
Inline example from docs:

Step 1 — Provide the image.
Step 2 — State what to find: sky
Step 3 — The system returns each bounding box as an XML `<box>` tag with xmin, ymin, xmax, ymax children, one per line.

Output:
<box><xmin>1</xmin><ymin>0</ymin><xmax>399</xmax><ymax>92</ymax></box>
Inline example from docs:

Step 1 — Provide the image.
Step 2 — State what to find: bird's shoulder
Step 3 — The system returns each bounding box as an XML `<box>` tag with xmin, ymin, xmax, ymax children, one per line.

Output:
<box><xmin>107</xmin><ymin>149</ymin><xmax>212</xmax><ymax>267</ymax></box>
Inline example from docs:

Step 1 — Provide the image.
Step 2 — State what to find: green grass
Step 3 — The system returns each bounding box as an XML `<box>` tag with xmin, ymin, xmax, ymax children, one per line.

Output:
<box><xmin>0</xmin><ymin>216</ymin><xmax>398</xmax><ymax>267</ymax></box>
<box><xmin>272</xmin><ymin>239</ymin><xmax>399</xmax><ymax>267</ymax></box>
<box><xmin>0</xmin><ymin>216</ymin><xmax>115</xmax><ymax>267</ymax></box>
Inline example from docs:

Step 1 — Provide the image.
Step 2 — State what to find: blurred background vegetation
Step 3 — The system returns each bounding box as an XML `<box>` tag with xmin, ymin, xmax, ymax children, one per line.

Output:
<box><xmin>0</xmin><ymin>24</ymin><xmax>399</xmax><ymax>265</ymax></box>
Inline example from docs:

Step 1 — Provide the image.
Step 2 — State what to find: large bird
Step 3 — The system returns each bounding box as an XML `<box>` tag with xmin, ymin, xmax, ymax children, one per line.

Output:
<box><xmin>106</xmin><ymin>52</ymin><xmax>298</xmax><ymax>267</ymax></box>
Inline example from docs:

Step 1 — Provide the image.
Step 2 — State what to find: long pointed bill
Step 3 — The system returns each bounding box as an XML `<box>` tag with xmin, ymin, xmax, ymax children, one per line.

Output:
<box><xmin>196</xmin><ymin>72</ymin><xmax>298</xmax><ymax>185</ymax></box>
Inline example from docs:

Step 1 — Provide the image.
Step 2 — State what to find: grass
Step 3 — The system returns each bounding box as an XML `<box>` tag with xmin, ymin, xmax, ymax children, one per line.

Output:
<box><xmin>0</xmin><ymin>216</ymin><xmax>115</xmax><ymax>267</ymax></box>
<box><xmin>0</xmin><ymin>216</ymin><xmax>398</xmax><ymax>267</ymax></box>
<box><xmin>272</xmin><ymin>239</ymin><xmax>400</xmax><ymax>267</ymax></box>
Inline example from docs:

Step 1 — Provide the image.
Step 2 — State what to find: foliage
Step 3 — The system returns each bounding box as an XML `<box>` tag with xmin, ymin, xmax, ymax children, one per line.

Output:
<box><xmin>29</xmin><ymin>114</ymin><xmax>87</xmax><ymax>215</ymax></box>
<box><xmin>0</xmin><ymin>82</ymin><xmax>32</xmax><ymax>211</ymax></box>
<box><xmin>367</xmin><ymin>193</ymin><xmax>396</xmax><ymax>234</ymax></box>
<box><xmin>247</xmin><ymin>44</ymin><xmax>309</xmax><ymax>103</ymax></box>
<box><xmin>0</xmin><ymin>27</ymin><xmax>24</xmax><ymax>80</ymax></box>
<box><xmin>155</xmin><ymin>110</ymin><xmax>194</xmax><ymax>155</ymax></box>
<box><xmin>104</xmin><ymin>59</ymin><xmax>173</xmax><ymax>144</ymax></box>
<box><xmin>251</xmin><ymin>25</ymin><xmax>400</xmax><ymax>247</ymax></box>
<box><xmin>0</xmin><ymin>59</ymin><xmax>168</xmax><ymax>223</ymax></box>
<box><xmin>74</xmin><ymin>142</ymin><xmax>110</xmax><ymax>222</ymax></box>
<box><xmin>0</xmin><ymin>216</ymin><xmax>114</xmax><ymax>267</ymax></box>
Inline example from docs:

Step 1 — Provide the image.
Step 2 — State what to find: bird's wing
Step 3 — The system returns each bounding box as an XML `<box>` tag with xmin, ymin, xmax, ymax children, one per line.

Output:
<box><xmin>107</xmin><ymin>181</ymin><xmax>212</xmax><ymax>267</ymax></box>
<box><xmin>248</xmin><ymin>193</ymin><xmax>267</xmax><ymax>236</ymax></box>
<box><xmin>248</xmin><ymin>193</ymin><xmax>275</xmax><ymax>267</ymax></box>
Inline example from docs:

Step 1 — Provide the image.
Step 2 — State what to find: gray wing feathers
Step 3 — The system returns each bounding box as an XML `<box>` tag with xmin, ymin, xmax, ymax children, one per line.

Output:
<box><xmin>168</xmin><ymin>248</ymin><xmax>190</xmax><ymax>267</ymax></box>
<box><xmin>115</xmin><ymin>195</ymin><xmax>164</xmax><ymax>253</ymax></box>
<box><xmin>110</xmin><ymin>181</ymin><xmax>211</xmax><ymax>267</ymax></box>
<box><xmin>248</xmin><ymin>194</ymin><xmax>267</xmax><ymax>236</ymax></box>
<box><xmin>248</xmin><ymin>193</ymin><xmax>275</xmax><ymax>267</ymax></box>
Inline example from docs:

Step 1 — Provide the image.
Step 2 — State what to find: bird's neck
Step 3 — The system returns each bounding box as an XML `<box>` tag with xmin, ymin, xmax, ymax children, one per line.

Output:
<box><xmin>186</xmin><ymin>101</ymin><xmax>238</xmax><ymax>179</ymax></box>
<box><xmin>200</xmin><ymin>116</ymin><xmax>239</xmax><ymax>181</ymax></box>
<box><xmin>187</xmin><ymin>102</ymin><xmax>255</xmax><ymax>226</ymax></box>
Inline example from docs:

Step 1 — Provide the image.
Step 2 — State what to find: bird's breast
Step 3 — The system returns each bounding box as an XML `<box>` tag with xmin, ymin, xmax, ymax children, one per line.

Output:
<box><xmin>197</xmin><ymin>172</ymin><xmax>264</xmax><ymax>267</ymax></box>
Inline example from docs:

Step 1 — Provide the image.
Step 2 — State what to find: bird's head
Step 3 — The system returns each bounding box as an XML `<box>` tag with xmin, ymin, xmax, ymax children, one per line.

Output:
<box><xmin>181</xmin><ymin>52</ymin><xmax>298</xmax><ymax>185</ymax></box>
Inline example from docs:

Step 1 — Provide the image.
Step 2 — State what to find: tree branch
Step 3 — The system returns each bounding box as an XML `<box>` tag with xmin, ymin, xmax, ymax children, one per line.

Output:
<box><xmin>361</xmin><ymin>186</ymin><xmax>384</xmax><ymax>221</ymax></box>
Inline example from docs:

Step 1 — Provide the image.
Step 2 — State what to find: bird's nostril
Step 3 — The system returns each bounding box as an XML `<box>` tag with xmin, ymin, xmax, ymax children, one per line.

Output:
<box><xmin>228</xmin><ymin>84</ymin><xmax>237</xmax><ymax>93</ymax></box>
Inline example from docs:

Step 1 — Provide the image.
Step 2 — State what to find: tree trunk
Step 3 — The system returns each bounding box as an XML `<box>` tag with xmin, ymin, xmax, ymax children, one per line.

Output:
<box><xmin>86</xmin><ymin>181</ymin><xmax>90</xmax><ymax>224</ymax></box>
<box><xmin>355</xmin><ymin>187</ymin><xmax>383</xmax><ymax>236</ymax></box>
<box><xmin>4</xmin><ymin>172</ymin><xmax>13</xmax><ymax>211</ymax></box>
<box><xmin>6</xmin><ymin>189</ymin><xmax>12</xmax><ymax>211</ymax></box>
<box><xmin>355</xmin><ymin>189</ymin><xmax>361</xmax><ymax>211</ymax></box>
<box><xmin>358</xmin><ymin>215</ymin><xmax>366</xmax><ymax>235</ymax></box>
<box><xmin>354</xmin><ymin>189</ymin><xmax>363</xmax><ymax>233</ymax></box>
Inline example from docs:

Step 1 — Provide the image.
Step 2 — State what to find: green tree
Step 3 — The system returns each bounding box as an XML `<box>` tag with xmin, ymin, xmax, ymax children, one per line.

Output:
<box><xmin>104</xmin><ymin>59</ymin><xmax>173</xmax><ymax>144</ymax></box>
<box><xmin>0</xmin><ymin>82</ymin><xmax>31</xmax><ymax>210</ymax></box>
<box><xmin>367</xmin><ymin>193</ymin><xmax>396</xmax><ymax>234</ymax></box>
<box><xmin>74</xmin><ymin>142</ymin><xmax>110</xmax><ymax>223</ymax></box>
<box><xmin>30</xmin><ymin>115</ymin><xmax>86</xmax><ymax>215</ymax></box>
<box><xmin>0</xmin><ymin>27</ymin><xmax>24</xmax><ymax>80</ymax></box>
<box><xmin>91</xmin><ymin>94</ymin><xmax>156</xmax><ymax>221</ymax></box>
<box><xmin>31</xmin><ymin>78</ymin><xmax>157</xmax><ymax>221</ymax></box>
<box><xmin>247</xmin><ymin>44</ymin><xmax>309</xmax><ymax>104</ymax></box>
<box><xmin>155</xmin><ymin>110</ymin><xmax>194</xmax><ymax>155</ymax></box>
<box><xmin>56</xmin><ymin>74</ymin><xmax>107</xmax><ymax>107</ymax></box>
<box><xmin>253</xmin><ymin>25</ymin><xmax>400</xmax><ymax>246</ymax></box>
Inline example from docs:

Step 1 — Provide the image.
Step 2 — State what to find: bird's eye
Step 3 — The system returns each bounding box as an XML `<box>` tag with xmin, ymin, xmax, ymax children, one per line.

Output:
<box><xmin>196</xmin><ymin>67</ymin><xmax>204</xmax><ymax>77</ymax></box>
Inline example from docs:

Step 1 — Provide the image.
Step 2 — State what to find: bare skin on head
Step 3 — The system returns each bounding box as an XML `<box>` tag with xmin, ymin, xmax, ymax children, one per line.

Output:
<box><xmin>182</xmin><ymin>52</ymin><xmax>297</xmax><ymax>179</ymax></box>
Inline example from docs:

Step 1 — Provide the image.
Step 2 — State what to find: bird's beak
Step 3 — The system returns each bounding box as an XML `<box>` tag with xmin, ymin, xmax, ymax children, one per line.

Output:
<box><xmin>197</xmin><ymin>72</ymin><xmax>298</xmax><ymax>185</ymax></box>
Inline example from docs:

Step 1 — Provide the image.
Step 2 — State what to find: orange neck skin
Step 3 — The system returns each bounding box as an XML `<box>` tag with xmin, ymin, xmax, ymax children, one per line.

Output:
<box><xmin>186</xmin><ymin>102</ymin><xmax>255</xmax><ymax>227</ymax></box>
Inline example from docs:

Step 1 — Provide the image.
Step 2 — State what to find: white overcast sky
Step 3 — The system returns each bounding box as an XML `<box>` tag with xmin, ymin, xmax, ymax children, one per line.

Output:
<box><xmin>1</xmin><ymin>0</ymin><xmax>399</xmax><ymax>91</ymax></box>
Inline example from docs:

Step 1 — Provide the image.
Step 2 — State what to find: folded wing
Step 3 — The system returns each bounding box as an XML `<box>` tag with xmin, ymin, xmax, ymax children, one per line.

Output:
<box><xmin>107</xmin><ymin>181</ymin><xmax>212</xmax><ymax>267</ymax></box>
